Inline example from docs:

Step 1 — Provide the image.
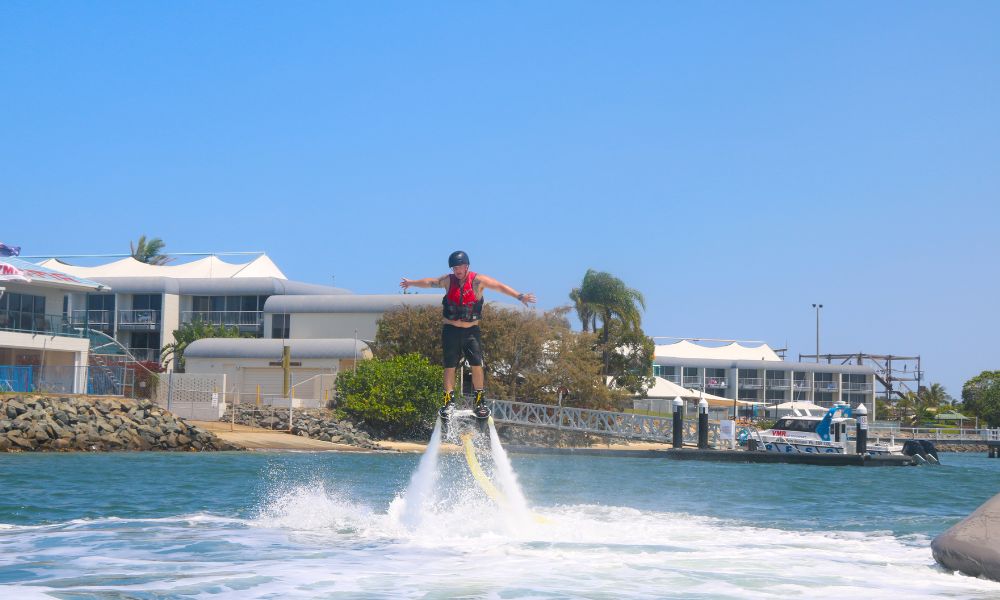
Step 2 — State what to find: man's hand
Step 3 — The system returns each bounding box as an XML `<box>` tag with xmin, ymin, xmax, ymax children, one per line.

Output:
<box><xmin>518</xmin><ymin>292</ymin><xmax>537</xmax><ymax>307</ymax></box>
<box><xmin>400</xmin><ymin>278</ymin><xmax>414</xmax><ymax>290</ymax></box>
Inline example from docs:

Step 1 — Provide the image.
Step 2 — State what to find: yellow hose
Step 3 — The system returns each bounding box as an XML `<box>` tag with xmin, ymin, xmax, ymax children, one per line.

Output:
<box><xmin>461</xmin><ymin>433</ymin><xmax>508</xmax><ymax>505</ymax></box>
<box><xmin>461</xmin><ymin>431</ymin><xmax>549</xmax><ymax>524</ymax></box>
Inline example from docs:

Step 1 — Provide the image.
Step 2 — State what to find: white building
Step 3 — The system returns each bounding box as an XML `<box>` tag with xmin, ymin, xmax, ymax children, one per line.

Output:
<box><xmin>37</xmin><ymin>254</ymin><xmax>349</xmax><ymax>364</ymax></box>
<box><xmin>653</xmin><ymin>339</ymin><xmax>877</xmax><ymax>415</ymax></box>
<box><xmin>30</xmin><ymin>253</ymin><xmax>463</xmax><ymax>405</ymax></box>
<box><xmin>0</xmin><ymin>258</ymin><xmax>106</xmax><ymax>394</ymax></box>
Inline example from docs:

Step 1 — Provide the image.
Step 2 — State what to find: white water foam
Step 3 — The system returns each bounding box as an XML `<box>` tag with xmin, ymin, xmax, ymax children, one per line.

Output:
<box><xmin>488</xmin><ymin>418</ymin><xmax>531</xmax><ymax>518</ymax></box>
<box><xmin>8</xmin><ymin>500</ymin><xmax>996</xmax><ymax>599</ymax></box>
<box><xmin>388</xmin><ymin>417</ymin><xmax>443</xmax><ymax>528</ymax></box>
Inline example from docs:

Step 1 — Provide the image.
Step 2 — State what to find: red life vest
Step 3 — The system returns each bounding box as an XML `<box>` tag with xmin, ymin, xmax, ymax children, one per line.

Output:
<box><xmin>442</xmin><ymin>272</ymin><xmax>484</xmax><ymax>322</ymax></box>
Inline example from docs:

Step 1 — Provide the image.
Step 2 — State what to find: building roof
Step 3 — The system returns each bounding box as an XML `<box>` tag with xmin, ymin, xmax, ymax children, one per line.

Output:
<box><xmin>38</xmin><ymin>254</ymin><xmax>288</xmax><ymax>279</ymax></box>
<box><xmin>655</xmin><ymin>340</ymin><xmax>782</xmax><ymax>362</ymax></box>
<box><xmin>0</xmin><ymin>257</ymin><xmax>107</xmax><ymax>291</ymax></box>
<box><xmin>185</xmin><ymin>337</ymin><xmax>369</xmax><ymax>360</ymax></box>
<box><xmin>264</xmin><ymin>294</ymin><xmax>443</xmax><ymax>314</ymax></box>
<box><xmin>86</xmin><ymin>276</ymin><xmax>347</xmax><ymax>295</ymax></box>
<box><xmin>641</xmin><ymin>376</ymin><xmax>758</xmax><ymax>407</ymax></box>
<box><xmin>654</xmin><ymin>356</ymin><xmax>874</xmax><ymax>374</ymax></box>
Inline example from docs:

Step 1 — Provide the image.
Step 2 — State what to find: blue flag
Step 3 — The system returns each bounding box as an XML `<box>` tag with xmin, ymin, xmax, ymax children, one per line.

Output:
<box><xmin>0</xmin><ymin>243</ymin><xmax>20</xmax><ymax>257</ymax></box>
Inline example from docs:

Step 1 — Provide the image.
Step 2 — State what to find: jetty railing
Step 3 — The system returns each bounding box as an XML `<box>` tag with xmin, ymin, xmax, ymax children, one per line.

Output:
<box><xmin>490</xmin><ymin>398</ymin><xmax>720</xmax><ymax>445</ymax></box>
<box><xmin>868</xmin><ymin>425</ymin><xmax>996</xmax><ymax>441</ymax></box>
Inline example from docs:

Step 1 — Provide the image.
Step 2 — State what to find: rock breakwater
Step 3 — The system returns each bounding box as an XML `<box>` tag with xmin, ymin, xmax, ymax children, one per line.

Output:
<box><xmin>222</xmin><ymin>405</ymin><xmax>380</xmax><ymax>449</ymax></box>
<box><xmin>0</xmin><ymin>396</ymin><xmax>238</xmax><ymax>452</ymax></box>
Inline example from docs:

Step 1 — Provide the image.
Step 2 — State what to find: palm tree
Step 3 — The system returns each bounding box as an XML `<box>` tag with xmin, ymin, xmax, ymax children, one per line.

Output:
<box><xmin>160</xmin><ymin>320</ymin><xmax>241</xmax><ymax>372</ymax></box>
<box><xmin>570</xmin><ymin>269</ymin><xmax>646</xmax><ymax>374</ymax></box>
<box><xmin>130</xmin><ymin>235</ymin><xmax>172</xmax><ymax>265</ymax></box>
<box><xmin>919</xmin><ymin>382</ymin><xmax>951</xmax><ymax>410</ymax></box>
<box><xmin>568</xmin><ymin>287</ymin><xmax>596</xmax><ymax>332</ymax></box>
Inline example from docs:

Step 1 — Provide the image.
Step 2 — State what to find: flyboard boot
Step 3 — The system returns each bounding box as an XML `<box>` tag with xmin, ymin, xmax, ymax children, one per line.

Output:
<box><xmin>473</xmin><ymin>389</ymin><xmax>490</xmax><ymax>432</ymax></box>
<box><xmin>439</xmin><ymin>390</ymin><xmax>456</xmax><ymax>433</ymax></box>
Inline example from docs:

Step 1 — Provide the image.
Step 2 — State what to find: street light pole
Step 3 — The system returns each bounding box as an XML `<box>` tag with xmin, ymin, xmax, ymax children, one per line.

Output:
<box><xmin>812</xmin><ymin>303</ymin><xmax>823</xmax><ymax>363</ymax></box>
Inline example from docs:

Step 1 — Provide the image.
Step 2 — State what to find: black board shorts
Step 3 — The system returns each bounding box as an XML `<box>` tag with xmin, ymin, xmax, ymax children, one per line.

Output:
<box><xmin>442</xmin><ymin>324</ymin><xmax>483</xmax><ymax>367</ymax></box>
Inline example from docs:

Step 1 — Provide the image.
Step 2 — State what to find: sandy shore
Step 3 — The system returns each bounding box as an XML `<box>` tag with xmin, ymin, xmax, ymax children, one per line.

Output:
<box><xmin>190</xmin><ymin>421</ymin><xmax>675</xmax><ymax>453</ymax></box>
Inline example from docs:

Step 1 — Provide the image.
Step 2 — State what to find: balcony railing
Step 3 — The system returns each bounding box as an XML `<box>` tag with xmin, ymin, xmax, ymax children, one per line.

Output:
<box><xmin>793</xmin><ymin>380</ymin><xmax>811</xmax><ymax>390</ymax></box>
<box><xmin>682</xmin><ymin>376</ymin><xmax>703</xmax><ymax>389</ymax></box>
<box><xmin>0</xmin><ymin>310</ymin><xmax>83</xmax><ymax>338</ymax></box>
<box><xmin>842</xmin><ymin>382</ymin><xmax>873</xmax><ymax>392</ymax></box>
<box><xmin>814</xmin><ymin>380</ymin><xmax>839</xmax><ymax>391</ymax></box>
<box><xmin>181</xmin><ymin>310</ymin><xmax>264</xmax><ymax>331</ymax></box>
<box><xmin>657</xmin><ymin>373</ymin><xmax>681</xmax><ymax>384</ymax></box>
<box><xmin>765</xmin><ymin>378</ymin><xmax>791</xmax><ymax>390</ymax></box>
<box><xmin>118</xmin><ymin>309</ymin><xmax>160</xmax><ymax>330</ymax></box>
<box><xmin>126</xmin><ymin>348</ymin><xmax>161</xmax><ymax>363</ymax></box>
<box><xmin>739</xmin><ymin>377</ymin><xmax>763</xmax><ymax>389</ymax></box>
<box><xmin>71</xmin><ymin>309</ymin><xmax>113</xmax><ymax>330</ymax></box>
<box><xmin>705</xmin><ymin>377</ymin><xmax>728</xmax><ymax>388</ymax></box>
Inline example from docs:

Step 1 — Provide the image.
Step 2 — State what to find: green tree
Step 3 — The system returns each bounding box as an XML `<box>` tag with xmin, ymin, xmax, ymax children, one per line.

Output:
<box><xmin>371</xmin><ymin>303</ymin><xmax>626</xmax><ymax>409</ymax></box>
<box><xmin>962</xmin><ymin>370</ymin><xmax>1000</xmax><ymax>427</ymax></box>
<box><xmin>569</xmin><ymin>288</ymin><xmax>596</xmax><ymax>332</ymax></box>
<box><xmin>335</xmin><ymin>353</ymin><xmax>442</xmax><ymax>436</ymax></box>
<box><xmin>370</xmin><ymin>304</ymin><xmax>442</xmax><ymax>364</ymax></box>
<box><xmin>569</xmin><ymin>269</ymin><xmax>646</xmax><ymax>375</ymax></box>
<box><xmin>605</xmin><ymin>324</ymin><xmax>655</xmax><ymax>397</ymax></box>
<box><xmin>130</xmin><ymin>235</ymin><xmax>172</xmax><ymax>265</ymax></box>
<box><xmin>160</xmin><ymin>320</ymin><xmax>242</xmax><ymax>372</ymax></box>
<box><xmin>527</xmin><ymin>327</ymin><xmax>624</xmax><ymax>410</ymax></box>
<box><xmin>919</xmin><ymin>382</ymin><xmax>952</xmax><ymax>410</ymax></box>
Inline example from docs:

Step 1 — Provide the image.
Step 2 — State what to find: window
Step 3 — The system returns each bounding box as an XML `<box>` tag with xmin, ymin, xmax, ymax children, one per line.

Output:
<box><xmin>133</xmin><ymin>294</ymin><xmax>162</xmax><ymax>311</ymax></box>
<box><xmin>272</xmin><ymin>314</ymin><xmax>290</xmax><ymax>339</ymax></box>
<box><xmin>765</xmin><ymin>370</ymin><xmax>786</xmax><ymax>381</ymax></box>
<box><xmin>705</xmin><ymin>368</ymin><xmax>726</xmax><ymax>388</ymax></box>
<box><xmin>0</xmin><ymin>292</ymin><xmax>46</xmax><ymax>331</ymax></box>
<box><xmin>130</xmin><ymin>332</ymin><xmax>161</xmax><ymax>349</ymax></box>
<box><xmin>844</xmin><ymin>393</ymin><xmax>866</xmax><ymax>406</ymax></box>
<box><xmin>766</xmin><ymin>389</ymin><xmax>785</xmax><ymax>401</ymax></box>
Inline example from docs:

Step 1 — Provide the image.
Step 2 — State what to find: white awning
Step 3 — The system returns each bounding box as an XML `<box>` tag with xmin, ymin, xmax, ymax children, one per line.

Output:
<box><xmin>655</xmin><ymin>340</ymin><xmax>781</xmax><ymax>362</ymax></box>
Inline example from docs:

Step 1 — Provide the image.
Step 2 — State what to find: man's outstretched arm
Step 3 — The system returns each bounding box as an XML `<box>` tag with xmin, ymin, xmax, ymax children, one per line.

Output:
<box><xmin>400</xmin><ymin>275</ymin><xmax>449</xmax><ymax>290</ymax></box>
<box><xmin>476</xmin><ymin>274</ymin><xmax>536</xmax><ymax>307</ymax></box>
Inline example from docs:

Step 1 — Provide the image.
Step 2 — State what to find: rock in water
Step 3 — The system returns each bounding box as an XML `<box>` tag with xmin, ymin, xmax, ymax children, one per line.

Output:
<box><xmin>932</xmin><ymin>491</ymin><xmax>1000</xmax><ymax>582</ymax></box>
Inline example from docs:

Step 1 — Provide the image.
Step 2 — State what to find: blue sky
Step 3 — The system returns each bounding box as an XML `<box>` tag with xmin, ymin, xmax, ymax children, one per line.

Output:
<box><xmin>3</xmin><ymin>2</ymin><xmax>998</xmax><ymax>397</ymax></box>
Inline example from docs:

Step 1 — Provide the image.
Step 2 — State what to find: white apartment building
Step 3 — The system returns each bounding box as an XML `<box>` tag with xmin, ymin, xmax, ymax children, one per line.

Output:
<box><xmin>653</xmin><ymin>339</ymin><xmax>877</xmax><ymax>415</ymax></box>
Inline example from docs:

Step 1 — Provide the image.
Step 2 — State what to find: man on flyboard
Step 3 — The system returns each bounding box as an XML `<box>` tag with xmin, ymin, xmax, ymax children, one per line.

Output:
<box><xmin>400</xmin><ymin>250</ymin><xmax>536</xmax><ymax>425</ymax></box>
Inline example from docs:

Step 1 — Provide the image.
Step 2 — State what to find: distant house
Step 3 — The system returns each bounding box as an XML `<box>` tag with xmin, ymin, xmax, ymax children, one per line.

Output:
<box><xmin>0</xmin><ymin>257</ymin><xmax>106</xmax><ymax>394</ymax></box>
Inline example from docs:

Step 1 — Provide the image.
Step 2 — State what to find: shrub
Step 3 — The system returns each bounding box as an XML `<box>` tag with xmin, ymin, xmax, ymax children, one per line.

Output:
<box><xmin>335</xmin><ymin>353</ymin><xmax>442</xmax><ymax>437</ymax></box>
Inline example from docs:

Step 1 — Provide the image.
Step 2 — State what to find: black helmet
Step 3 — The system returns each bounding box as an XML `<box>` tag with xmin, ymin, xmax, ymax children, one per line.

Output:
<box><xmin>448</xmin><ymin>250</ymin><xmax>470</xmax><ymax>267</ymax></box>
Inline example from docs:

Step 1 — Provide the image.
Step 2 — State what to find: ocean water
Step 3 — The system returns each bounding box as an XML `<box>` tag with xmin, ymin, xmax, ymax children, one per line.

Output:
<box><xmin>1</xmin><ymin>427</ymin><xmax>999</xmax><ymax>599</ymax></box>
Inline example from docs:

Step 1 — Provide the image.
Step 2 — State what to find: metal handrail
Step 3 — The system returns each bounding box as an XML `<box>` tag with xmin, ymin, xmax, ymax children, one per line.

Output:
<box><xmin>792</xmin><ymin>379</ymin><xmax>811</xmax><ymax>389</ymax></box>
<box><xmin>813</xmin><ymin>380</ymin><xmax>838</xmax><ymax>391</ymax></box>
<box><xmin>126</xmin><ymin>348</ymin><xmax>161</xmax><ymax>362</ymax></box>
<box><xmin>181</xmin><ymin>310</ymin><xmax>263</xmax><ymax>327</ymax></box>
<box><xmin>682</xmin><ymin>376</ymin><xmax>703</xmax><ymax>388</ymax></box>
<box><xmin>705</xmin><ymin>377</ymin><xmax>728</xmax><ymax>388</ymax></box>
<box><xmin>491</xmin><ymin>398</ymin><xmax>721</xmax><ymax>445</ymax></box>
<box><xmin>71</xmin><ymin>309</ymin><xmax>112</xmax><ymax>327</ymax></box>
<box><xmin>868</xmin><ymin>425</ymin><xmax>995</xmax><ymax>441</ymax></box>
<box><xmin>765</xmin><ymin>378</ymin><xmax>791</xmax><ymax>389</ymax></box>
<box><xmin>739</xmin><ymin>377</ymin><xmax>763</xmax><ymax>389</ymax></box>
<box><xmin>842</xmin><ymin>382</ymin><xmax>873</xmax><ymax>392</ymax></box>
<box><xmin>0</xmin><ymin>310</ymin><xmax>83</xmax><ymax>338</ymax></box>
<box><xmin>118</xmin><ymin>309</ymin><xmax>160</xmax><ymax>326</ymax></box>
